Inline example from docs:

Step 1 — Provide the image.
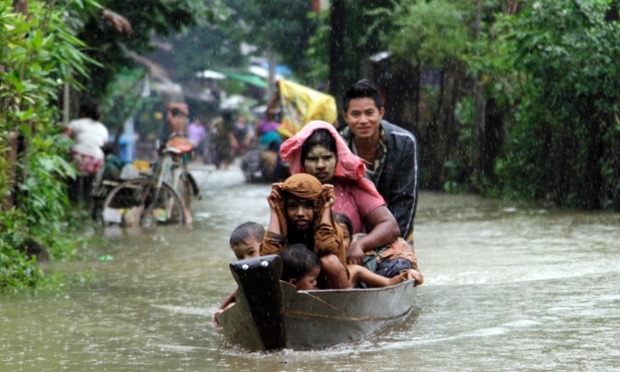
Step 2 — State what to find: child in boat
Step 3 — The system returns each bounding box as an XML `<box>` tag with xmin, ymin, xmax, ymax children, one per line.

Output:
<box><xmin>213</xmin><ymin>221</ymin><xmax>265</xmax><ymax>323</ymax></box>
<box><xmin>280</xmin><ymin>240</ymin><xmax>419</xmax><ymax>290</ymax></box>
<box><xmin>335</xmin><ymin>213</ymin><xmax>424</xmax><ymax>287</ymax></box>
<box><xmin>261</xmin><ymin>173</ymin><xmax>350</xmax><ymax>289</ymax></box>
<box><xmin>280</xmin><ymin>243</ymin><xmax>321</xmax><ymax>290</ymax></box>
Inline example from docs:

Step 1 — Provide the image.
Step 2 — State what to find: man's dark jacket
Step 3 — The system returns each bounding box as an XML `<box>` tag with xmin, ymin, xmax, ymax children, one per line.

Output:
<box><xmin>340</xmin><ymin>120</ymin><xmax>419</xmax><ymax>239</ymax></box>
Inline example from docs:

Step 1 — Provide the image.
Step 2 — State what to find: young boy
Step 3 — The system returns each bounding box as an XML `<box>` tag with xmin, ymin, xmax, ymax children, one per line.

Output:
<box><xmin>229</xmin><ymin>221</ymin><xmax>264</xmax><ymax>261</ymax></box>
<box><xmin>280</xmin><ymin>243</ymin><xmax>321</xmax><ymax>291</ymax></box>
<box><xmin>280</xmin><ymin>239</ymin><xmax>420</xmax><ymax>291</ymax></box>
<box><xmin>213</xmin><ymin>221</ymin><xmax>265</xmax><ymax>324</ymax></box>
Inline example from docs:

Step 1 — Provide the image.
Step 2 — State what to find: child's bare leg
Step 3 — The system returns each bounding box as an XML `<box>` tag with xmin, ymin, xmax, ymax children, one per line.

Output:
<box><xmin>319</xmin><ymin>254</ymin><xmax>351</xmax><ymax>289</ymax></box>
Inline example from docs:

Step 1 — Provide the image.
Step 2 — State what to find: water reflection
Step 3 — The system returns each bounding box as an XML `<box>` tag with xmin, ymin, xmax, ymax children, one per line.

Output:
<box><xmin>1</xmin><ymin>165</ymin><xmax>619</xmax><ymax>371</ymax></box>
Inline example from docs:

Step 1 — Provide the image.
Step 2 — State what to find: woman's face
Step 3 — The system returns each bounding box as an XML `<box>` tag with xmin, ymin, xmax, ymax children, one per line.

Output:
<box><xmin>303</xmin><ymin>145</ymin><xmax>337</xmax><ymax>184</ymax></box>
<box><xmin>285</xmin><ymin>196</ymin><xmax>315</xmax><ymax>231</ymax></box>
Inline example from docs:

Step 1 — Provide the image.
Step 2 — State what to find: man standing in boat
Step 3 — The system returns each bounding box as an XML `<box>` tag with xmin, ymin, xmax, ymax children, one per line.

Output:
<box><xmin>339</xmin><ymin>80</ymin><xmax>419</xmax><ymax>245</ymax></box>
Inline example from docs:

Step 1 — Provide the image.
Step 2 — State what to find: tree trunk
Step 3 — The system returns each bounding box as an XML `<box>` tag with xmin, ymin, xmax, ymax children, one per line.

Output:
<box><xmin>426</xmin><ymin>69</ymin><xmax>446</xmax><ymax>190</ymax></box>
<box><xmin>482</xmin><ymin>98</ymin><xmax>504</xmax><ymax>186</ymax></box>
<box><xmin>385</xmin><ymin>62</ymin><xmax>419</xmax><ymax>134</ymax></box>
<box><xmin>444</xmin><ymin>66</ymin><xmax>465</xmax><ymax>183</ymax></box>
<box><xmin>580</xmin><ymin>112</ymin><xmax>603</xmax><ymax>209</ymax></box>
<box><xmin>3</xmin><ymin>0</ymin><xmax>29</xmax><ymax>211</ymax></box>
<box><xmin>329</xmin><ymin>0</ymin><xmax>346</xmax><ymax>119</ymax></box>
<box><xmin>472</xmin><ymin>81</ymin><xmax>486</xmax><ymax>191</ymax></box>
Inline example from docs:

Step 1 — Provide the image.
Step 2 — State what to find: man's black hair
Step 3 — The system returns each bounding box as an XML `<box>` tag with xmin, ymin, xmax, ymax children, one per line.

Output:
<box><xmin>280</xmin><ymin>243</ymin><xmax>321</xmax><ymax>282</ymax></box>
<box><xmin>342</xmin><ymin>79</ymin><xmax>383</xmax><ymax>113</ymax></box>
<box><xmin>229</xmin><ymin>221</ymin><xmax>265</xmax><ymax>246</ymax></box>
<box><xmin>301</xmin><ymin>129</ymin><xmax>337</xmax><ymax>165</ymax></box>
<box><xmin>80</xmin><ymin>102</ymin><xmax>101</xmax><ymax>121</ymax></box>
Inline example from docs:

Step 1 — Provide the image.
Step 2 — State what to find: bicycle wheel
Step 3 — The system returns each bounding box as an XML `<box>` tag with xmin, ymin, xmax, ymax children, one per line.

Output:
<box><xmin>100</xmin><ymin>177</ymin><xmax>186</xmax><ymax>227</ymax></box>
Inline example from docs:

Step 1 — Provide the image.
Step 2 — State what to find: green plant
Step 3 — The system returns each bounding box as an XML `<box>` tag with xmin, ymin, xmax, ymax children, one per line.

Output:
<box><xmin>490</xmin><ymin>0</ymin><xmax>620</xmax><ymax>209</ymax></box>
<box><xmin>0</xmin><ymin>0</ymin><xmax>100</xmax><ymax>291</ymax></box>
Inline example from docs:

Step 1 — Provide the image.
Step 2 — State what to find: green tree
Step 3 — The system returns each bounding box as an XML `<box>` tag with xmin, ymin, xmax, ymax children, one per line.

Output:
<box><xmin>491</xmin><ymin>0</ymin><xmax>620</xmax><ymax>209</ymax></box>
<box><xmin>170</xmin><ymin>11</ymin><xmax>246</xmax><ymax>81</ymax></box>
<box><xmin>1</xmin><ymin>0</ymin><xmax>98</xmax><ymax>291</ymax></box>
<box><xmin>370</xmin><ymin>0</ymin><xmax>478</xmax><ymax>190</ymax></box>
<box><xmin>229</xmin><ymin>0</ymin><xmax>316</xmax><ymax>78</ymax></box>
<box><xmin>77</xmin><ymin>0</ymin><xmax>208</xmax><ymax>101</ymax></box>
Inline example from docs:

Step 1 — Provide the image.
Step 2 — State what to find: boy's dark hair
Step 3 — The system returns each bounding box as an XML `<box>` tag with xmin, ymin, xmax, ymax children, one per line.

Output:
<box><xmin>342</xmin><ymin>79</ymin><xmax>383</xmax><ymax>113</ymax></box>
<box><xmin>301</xmin><ymin>129</ymin><xmax>337</xmax><ymax>165</ymax></box>
<box><xmin>334</xmin><ymin>213</ymin><xmax>353</xmax><ymax>239</ymax></box>
<box><xmin>280</xmin><ymin>244</ymin><xmax>321</xmax><ymax>282</ymax></box>
<box><xmin>229</xmin><ymin>222</ymin><xmax>265</xmax><ymax>246</ymax></box>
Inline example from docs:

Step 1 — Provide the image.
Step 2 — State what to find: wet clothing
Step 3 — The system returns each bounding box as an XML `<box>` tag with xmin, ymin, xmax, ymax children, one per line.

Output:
<box><xmin>187</xmin><ymin>122</ymin><xmax>207</xmax><ymax>154</ymax></box>
<box><xmin>66</xmin><ymin>118</ymin><xmax>109</xmax><ymax>175</ymax></box>
<box><xmin>257</xmin><ymin>119</ymin><xmax>280</xmax><ymax>135</ymax></box>
<box><xmin>260</xmin><ymin>173</ymin><xmax>346</xmax><ymax>267</ymax></box>
<box><xmin>358</xmin><ymin>235</ymin><xmax>418</xmax><ymax>278</ymax></box>
<box><xmin>280</xmin><ymin>121</ymin><xmax>386</xmax><ymax>234</ymax></box>
<box><xmin>258</xmin><ymin>131</ymin><xmax>282</xmax><ymax>149</ymax></box>
<box><xmin>233</xmin><ymin>123</ymin><xmax>250</xmax><ymax>144</ymax></box>
<box><xmin>70</xmin><ymin>151</ymin><xmax>104</xmax><ymax>174</ymax></box>
<box><xmin>341</xmin><ymin>120</ymin><xmax>419</xmax><ymax>241</ymax></box>
<box><xmin>332</xmin><ymin>178</ymin><xmax>385</xmax><ymax>234</ymax></box>
<box><xmin>211</xmin><ymin>119</ymin><xmax>233</xmax><ymax>166</ymax></box>
<box><xmin>280</xmin><ymin>121</ymin><xmax>382</xmax><ymax>200</ymax></box>
<box><xmin>103</xmin><ymin>154</ymin><xmax>124</xmax><ymax>181</ymax></box>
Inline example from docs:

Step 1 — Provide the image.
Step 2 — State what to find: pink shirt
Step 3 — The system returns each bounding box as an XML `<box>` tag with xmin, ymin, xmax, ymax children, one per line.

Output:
<box><xmin>332</xmin><ymin>177</ymin><xmax>385</xmax><ymax>234</ymax></box>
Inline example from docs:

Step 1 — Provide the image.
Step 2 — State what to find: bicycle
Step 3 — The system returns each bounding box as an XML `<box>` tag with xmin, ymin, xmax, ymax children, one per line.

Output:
<box><xmin>99</xmin><ymin>137</ymin><xmax>198</xmax><ymax>227</ymax></box>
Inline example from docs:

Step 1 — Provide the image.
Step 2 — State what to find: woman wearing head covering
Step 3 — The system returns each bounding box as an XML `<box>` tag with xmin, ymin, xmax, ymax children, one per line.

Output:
<box><xmin>261</xmin><ymin>173</ymin><xmax>350</xmax><ymax>289</ymax></box>
<box><xmin>279</xmin><ymin>121</ymin><xmax>418</xmax><ymax>279</ymax></box>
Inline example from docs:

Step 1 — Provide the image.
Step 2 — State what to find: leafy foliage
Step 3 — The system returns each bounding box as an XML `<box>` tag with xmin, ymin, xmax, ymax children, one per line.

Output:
<box><xmin>0</xmin><ymin>0</ymin><xmax>100</xmax><ymax>291</ymax></box>
<box><xmin>76</xmin><ymin>0</ymin><xmax>208</xmax><ymax>100</ymax></box>
<box><xmin>376</xmin><ymin>0</ymin><xmax>474</xmax><ymax>68</ymax></box>
<box><xmin>490</xmin><ymin>0</ymin><xmax>620</xmax><ymax>209</ymax></box>
<box><xmin>0</xmin><ymin>208</ymin><xmax>49</xmax><ymax>292</ymax></box>
<box><xmin>231</xmin><ymin>0</ymin><xmax>316</xmax><ymax>77</ymax></box>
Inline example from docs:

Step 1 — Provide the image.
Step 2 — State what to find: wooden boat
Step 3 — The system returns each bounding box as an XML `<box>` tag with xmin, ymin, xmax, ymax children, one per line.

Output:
<box><xmin>217</xmin><ymin>254</ymin><xmax>418</xmax><ymax>351</ymax></box>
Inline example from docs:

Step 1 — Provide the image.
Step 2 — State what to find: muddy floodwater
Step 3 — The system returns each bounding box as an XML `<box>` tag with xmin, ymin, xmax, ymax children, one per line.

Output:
<box><xmin>2</xmin><ymin>164</ymin><xmax>619</xmax><ymax>371</ymax></box>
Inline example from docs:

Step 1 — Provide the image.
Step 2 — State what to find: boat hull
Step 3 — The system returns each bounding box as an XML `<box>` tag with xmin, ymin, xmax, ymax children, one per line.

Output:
<box><xmin>218</xmin><ymin>255</ymin><xmax>417</xmax><ymax>351</ymax></box>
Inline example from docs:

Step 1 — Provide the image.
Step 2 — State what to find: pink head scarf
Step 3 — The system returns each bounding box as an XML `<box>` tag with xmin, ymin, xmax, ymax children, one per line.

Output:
<box><xmin>280</xmin><ymin>120</ymin><xmax>383</xmax><ymax>200</ymax></box>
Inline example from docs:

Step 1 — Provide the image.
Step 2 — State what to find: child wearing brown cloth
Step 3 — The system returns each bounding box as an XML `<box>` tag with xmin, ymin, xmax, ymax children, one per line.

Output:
<box><xmin>261</xmin><ymin>173</ymin><xmax>350</xmax><ymax>289</ymax></box>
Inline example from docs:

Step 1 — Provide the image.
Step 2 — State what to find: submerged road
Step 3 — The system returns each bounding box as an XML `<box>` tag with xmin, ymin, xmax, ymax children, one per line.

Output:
<box><xmin>1</xmin><ymin>162</ymin><xmax>619</xmax><ymax>371</ymax></box>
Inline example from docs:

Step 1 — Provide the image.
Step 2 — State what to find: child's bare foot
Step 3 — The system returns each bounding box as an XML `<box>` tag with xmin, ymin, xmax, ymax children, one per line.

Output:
<box><xmin>388</xmin><ymin>269</ymin><xmax>424</xmax><ymax>286</ymax></box>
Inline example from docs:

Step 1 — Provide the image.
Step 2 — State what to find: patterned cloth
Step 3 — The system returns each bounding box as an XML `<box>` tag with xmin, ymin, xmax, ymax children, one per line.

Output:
<box><xmin>280</xmin><ymin>120</ymin><xmax>382</xmax><ymax>200</ymax></box>
<box><xmin>359</xmin><ymin>234</ymin><xmax>419</xmax><ymax>277</ymax></box>
<box><xmin>71</xmin><ymin>151</ymin><xmax>104</xmax><ymax>175</ymax></box>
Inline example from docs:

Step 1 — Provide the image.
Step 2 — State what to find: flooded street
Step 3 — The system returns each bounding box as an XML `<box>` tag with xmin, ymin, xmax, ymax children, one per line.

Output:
<box><xmin>2</xmin><ymin>165</ymin><xmax>620</xmax><ymax>371</ymax></box>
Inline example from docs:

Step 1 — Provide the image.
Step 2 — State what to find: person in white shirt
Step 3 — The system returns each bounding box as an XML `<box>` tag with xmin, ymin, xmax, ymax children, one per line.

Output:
<box><xmin>64</xmin><ymin>102</ymin><xmax>109</xmax><ymax>202</ymax></box>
